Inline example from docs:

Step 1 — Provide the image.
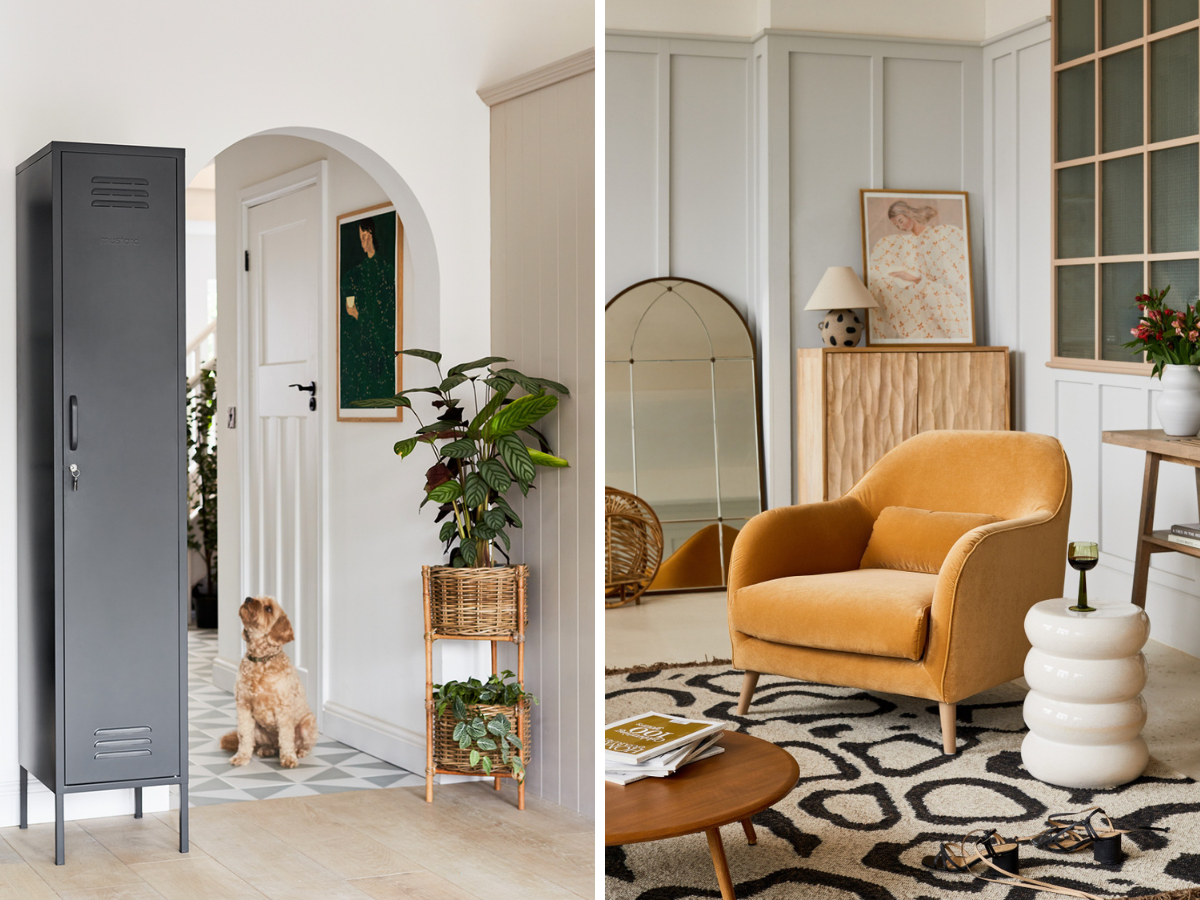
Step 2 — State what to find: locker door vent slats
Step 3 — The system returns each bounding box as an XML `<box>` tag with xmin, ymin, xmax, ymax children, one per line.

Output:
<box><xmin>94</xmin><ymin>725</ymin><xmax>151</xmax><ymax>735</ymax></box>
<box><xmin>95</xmin><ymin>749</ymin><xmax>152</xmax><ymax>759</ymax></box>
<box><xmin>90</xmin><ymin>175</ymin><xmax>150</xmax><ymax>209</ymax></box>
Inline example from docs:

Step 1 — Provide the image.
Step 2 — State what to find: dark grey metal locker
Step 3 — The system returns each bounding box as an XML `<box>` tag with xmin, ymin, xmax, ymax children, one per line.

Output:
<box><xmin>16</xmin><ymin>141</ymin><xmax>188</xmax><ymax>864</ymax></box>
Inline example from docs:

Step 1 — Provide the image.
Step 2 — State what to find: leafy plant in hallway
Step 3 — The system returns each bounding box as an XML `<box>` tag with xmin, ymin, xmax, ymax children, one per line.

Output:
<box><xmin>433</xmin><ymin>671</ymin><xmax>536</xmax><ymax>777</ymax></box>
<box><xmin>352</xmin><ymin>349</ymin><xmax>569</xmax><ymax>567</ymax></box>
<box><xmin>187</xmin><ymin>363</ymin><xmax>218</xmax><ymax>591</ymax></box>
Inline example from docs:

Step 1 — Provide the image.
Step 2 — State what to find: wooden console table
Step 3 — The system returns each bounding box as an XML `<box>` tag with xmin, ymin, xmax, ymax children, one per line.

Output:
<box><xmin>1101</xmin><ymin>429</ymin><xmax>1200</xmax><ymax>608</ymax></box>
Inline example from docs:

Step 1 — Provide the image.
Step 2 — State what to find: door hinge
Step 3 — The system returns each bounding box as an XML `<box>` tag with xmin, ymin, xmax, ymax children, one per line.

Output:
<box><xmin>244</xmin><ymin>250</ymin><xmax>249</xmax><ymax>271</ymax></box>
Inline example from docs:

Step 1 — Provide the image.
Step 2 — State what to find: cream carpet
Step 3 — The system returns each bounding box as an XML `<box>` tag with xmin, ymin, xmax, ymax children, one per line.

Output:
<box><xmin>605</xmin><ymin>665</ymin><xmax>1200</xmax><ymax>899</ymax></box>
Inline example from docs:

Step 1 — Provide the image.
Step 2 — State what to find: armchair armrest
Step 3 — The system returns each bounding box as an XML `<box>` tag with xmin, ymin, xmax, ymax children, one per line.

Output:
<box><xmin>923</xmin><ymin>498</ymin><xmax>1071</xmax><ymax>702</ymax></box>
<box><xmin>727</xmin><ymin>495</ymin><xmax>876</xmax><ymax>600</ymax></box>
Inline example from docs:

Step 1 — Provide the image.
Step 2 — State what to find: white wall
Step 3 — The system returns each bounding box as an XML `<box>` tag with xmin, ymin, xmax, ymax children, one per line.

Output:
<box><xmin>0</xmin><ymin>0</ymin><xmax>591</xmax><ymax>827</ymax></box>
<box><xmin>488</xmin><ymin>62</ymin><xmax>596</xmax><ymax>816</ymax></box>
<box><xmin>985</xmin><ymin>23</ymin><xmax>1200</xmax><ymax>658</ymax></box>
<box><xmin>606</xmin><ymin>31</ymin><xmax>983</xmax><ymax>508</ymax></box>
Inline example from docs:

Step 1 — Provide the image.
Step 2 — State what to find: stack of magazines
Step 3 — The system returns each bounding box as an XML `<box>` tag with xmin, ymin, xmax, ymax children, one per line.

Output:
<box><xmin>604</xmin><ymin>711</ymin><xmax>728</xmax><ymax>785</ymax></box>
<box><xmin>1168</xmin><ymin>522</ymin><xmax>1200</xmax><ymax>549</ymax></box>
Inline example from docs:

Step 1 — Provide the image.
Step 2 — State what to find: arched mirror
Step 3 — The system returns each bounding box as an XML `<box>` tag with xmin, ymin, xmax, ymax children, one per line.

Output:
<box><xmin>605</xmin><ymin>277</ymin><xmax>765</xmax><ymax>592</ymax></box>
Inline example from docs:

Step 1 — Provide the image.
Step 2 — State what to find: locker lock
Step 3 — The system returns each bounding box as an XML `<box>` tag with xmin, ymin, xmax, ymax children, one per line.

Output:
<box><xmin>69</xmin><ymin>464</ymin><xmax>79</xmax><ymax>491</ymax></box>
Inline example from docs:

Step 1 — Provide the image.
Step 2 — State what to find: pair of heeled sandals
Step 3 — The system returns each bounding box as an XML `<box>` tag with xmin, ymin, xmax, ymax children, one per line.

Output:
<box><xmin>922</xmin><ymin>807</ymin><xmax>1170</xmax><ymax>899</ymax></box>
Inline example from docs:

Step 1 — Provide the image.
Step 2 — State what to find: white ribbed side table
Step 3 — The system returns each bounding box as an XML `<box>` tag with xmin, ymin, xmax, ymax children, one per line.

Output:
<box><xmin>1021</xmin><ymin>599</ymin><xmax>1151</xmax><ymax>789</ymax></box>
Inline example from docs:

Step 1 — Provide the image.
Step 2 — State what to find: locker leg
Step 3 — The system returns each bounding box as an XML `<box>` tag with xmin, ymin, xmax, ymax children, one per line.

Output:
<box><xmin>134</xmin><ymin>787</ymin><xmax>143</xmax><ymax>818</ymax></box>
<box><xmin>179</xmin><ymin>783</ymin><xmax>189</xmax><ymax>854</ymax></box>
<box><xmin>54</xmin><ymin>791</ymin><xmax>64</xmax><ymax>866</ymax></box>
<box><xmin>19</xmin><ymin>767</ymin><xmax>27</xmax><ymax>829</ymax></box>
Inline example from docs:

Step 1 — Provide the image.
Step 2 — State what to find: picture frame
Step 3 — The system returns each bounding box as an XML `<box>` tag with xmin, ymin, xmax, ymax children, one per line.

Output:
<box><xmin>336</xmin><ymin>202</ymin><xmax>404</xmax><ymax>420</ymax></box>
<box><xmin>859</xmin><ymin>189</ymin><xmax>976</xmax><ymax>346</ymax></box>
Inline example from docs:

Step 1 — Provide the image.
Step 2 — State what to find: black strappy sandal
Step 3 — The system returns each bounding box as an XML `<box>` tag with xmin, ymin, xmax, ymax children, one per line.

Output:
<box><xmin>1034</xmin><ymin>807</ymin><xmax>1171</xmax><ymax>864</ymax></box>
<box><xmin>923</xmin><ymin>829</ymin><xmax>1019</xmax><ymax>877</ymax></box>
<box><xmin>924</xmin><ymin>829</ymin><xmax>1104</xmax><ymax>898</ymax></box>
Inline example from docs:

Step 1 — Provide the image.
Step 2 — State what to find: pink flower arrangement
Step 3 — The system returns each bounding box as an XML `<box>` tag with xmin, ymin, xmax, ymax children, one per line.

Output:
<box><xmin>1123</xmin><ymin>286</ymin><xmax>1200</xmax><ymax>378</ymax></box>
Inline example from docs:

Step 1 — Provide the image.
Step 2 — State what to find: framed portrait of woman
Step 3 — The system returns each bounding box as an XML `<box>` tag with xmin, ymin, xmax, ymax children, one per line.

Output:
<box><xmin>859</xmin><ymin>189</ymin><xmax>976</xmax><ymax>346</ymax></box>
<box><xmin>337</xmin><ymin>202</ymin><xmax>404</xmax><ymax>420</ymax></box>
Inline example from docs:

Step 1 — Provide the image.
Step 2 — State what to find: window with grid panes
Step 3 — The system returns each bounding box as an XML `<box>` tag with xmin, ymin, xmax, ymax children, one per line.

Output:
<box><xmin>1053</xmin><ymin>0</ymin><xmax>1200</xmax><ymax>371</ymax></box>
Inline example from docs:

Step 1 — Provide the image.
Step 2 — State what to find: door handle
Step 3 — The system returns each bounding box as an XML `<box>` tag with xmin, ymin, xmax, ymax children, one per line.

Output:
<box><xmin>69</xmin><ymin>395</ymin><xmax>79</xmax><ymax>451</ymax></box>
<box><xmin>288</xmin><ymin>382</ymin><xmax>317</xmax><ymax>411</ymax></box>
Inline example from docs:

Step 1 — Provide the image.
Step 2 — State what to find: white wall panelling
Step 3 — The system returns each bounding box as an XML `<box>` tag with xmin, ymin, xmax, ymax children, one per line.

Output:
<box><xmin>607</xmin><ymin>31</ymin><xmax>984</xmax><ymax>508</ymax></box>
<box><xmin>985</xmin><ymin>22</ymin><xmax>1200</xmax><ymax>657</ymax></box>
<box><xmin>488</xmin><ymin>65</ymin><xmax>596</xmax><ymax>816</ymax></box>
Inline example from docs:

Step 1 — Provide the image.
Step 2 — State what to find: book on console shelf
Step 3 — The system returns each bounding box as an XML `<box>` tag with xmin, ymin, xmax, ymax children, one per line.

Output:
<box><xmin>1168</xmin><ymin>532</ymin><xmax>1200</xmax><ymax>550</ymax></box>
<box><xmin>1170</xmin><ymin>522</ymin><xmax>1200</xmax><ymax>541</ymax></box>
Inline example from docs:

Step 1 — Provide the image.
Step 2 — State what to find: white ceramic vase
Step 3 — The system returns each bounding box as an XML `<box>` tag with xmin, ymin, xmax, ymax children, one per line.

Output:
<box><xmin>1156</xmin><ymin>364</ymin><xmax>1200</xmax><ymax>436</ymax></box>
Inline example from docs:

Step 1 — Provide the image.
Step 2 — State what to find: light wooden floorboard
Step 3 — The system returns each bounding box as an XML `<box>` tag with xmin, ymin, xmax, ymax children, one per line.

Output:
<box><xmin>0</xmin><ymin>833</ymin><xmax>58</xmax><ymax>900</ymax></box>
<box><xmin>0</xmin><ymin>784</ymin><xmax>593</xmax><ymax>900</ymax></box>
<box><xmin>77</xmin><ymin>816</ymin><xmax>205</xmax><ymax>866</ymax></box>
<box><xmin>350</xmin><ymin>870</ymin><xmax>480</xmax><ymax>900</ymax></box>
<box><xmin>234</xmin><ymin>796</ymin><xmax>423</xmax><ymax>880</ymax></box>
<box><xmin>54</xmin><ymin>885</ymin><xmax>167</xmax><ymax>900</ymax></box>
<box><xmin>3</xmin><ymin>824</ymin><xmax>144</xmax><ymax>893</ymax></box>
<box><xmin>129</xmin><ymin>858</ymin><xmax>268</xmax><ymax>900</ymax></box>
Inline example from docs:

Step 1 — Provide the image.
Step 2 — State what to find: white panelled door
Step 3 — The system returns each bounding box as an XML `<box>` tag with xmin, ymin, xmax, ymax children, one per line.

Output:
<box><xmin>246</xmin><ymin>185</ymin><xmax>320</xmax><ymax>698</ymax></box>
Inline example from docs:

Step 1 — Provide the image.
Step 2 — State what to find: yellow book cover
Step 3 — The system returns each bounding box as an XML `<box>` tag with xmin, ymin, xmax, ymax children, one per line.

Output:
<box><xmin>604</xmin><ymin>712</ymin><xmax>723</xmax><ymax>763</ymax></box>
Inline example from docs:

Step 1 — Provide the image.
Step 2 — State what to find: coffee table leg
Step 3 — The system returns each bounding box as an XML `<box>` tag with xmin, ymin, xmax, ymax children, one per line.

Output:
<box><xmin>741</xmin><ymin>818</ymin><xmax>757</xmax><ymax>845</ymax></box>
<box><xmin>705</xmin><ymin>827</ymin><xmax>736</xmax><ymax>900</ymax></box>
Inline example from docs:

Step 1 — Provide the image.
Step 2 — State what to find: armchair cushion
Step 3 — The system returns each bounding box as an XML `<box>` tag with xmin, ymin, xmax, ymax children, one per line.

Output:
<box><xmin>859</xmin><ymin>506</ymin><xmax>1000</xmax><ymax>575</ymax></box>
<box><xmin>731</xmin><ymin>568</ymin><xmax>939</xmax><ymax>660</ymax></box>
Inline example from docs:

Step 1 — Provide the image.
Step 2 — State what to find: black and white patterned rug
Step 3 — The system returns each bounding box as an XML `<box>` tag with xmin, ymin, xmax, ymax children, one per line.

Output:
<box><xmin>605</xmin><ymin>665</ymin><xmax>1200</xmax><ymax>899</ymax></box>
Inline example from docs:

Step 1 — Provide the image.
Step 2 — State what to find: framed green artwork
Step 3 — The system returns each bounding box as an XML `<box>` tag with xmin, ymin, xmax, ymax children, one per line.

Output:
<box><xmin>337</xmin><ymin>202</ymin><xmax>403</xmax><ymax>420</ymax></box>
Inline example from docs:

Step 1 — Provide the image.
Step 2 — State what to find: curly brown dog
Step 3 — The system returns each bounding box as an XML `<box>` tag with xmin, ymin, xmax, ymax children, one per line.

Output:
<box><xmin>219</xmin><ymin>596</ymin><xmax>317</xmax><ymax>768</ymax></box>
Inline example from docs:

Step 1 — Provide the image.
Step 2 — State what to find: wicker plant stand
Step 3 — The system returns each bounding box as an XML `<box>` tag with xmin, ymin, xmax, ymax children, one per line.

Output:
<box><xmin>423</xmin><ymin>564</ymin><xmax>528</xmax><ymax>809</ymax></box>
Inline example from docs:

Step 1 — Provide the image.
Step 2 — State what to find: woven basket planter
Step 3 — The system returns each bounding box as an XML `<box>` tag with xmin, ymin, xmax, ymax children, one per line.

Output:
<box><xmin>426</xmin><ymin>564</ymin><xmax>528</xmax><ymax>637</ymax></box>
<box><xmin>433</xmin><ymin>698</ymin><xmax>532</xmax><ymax>776</ymax></box>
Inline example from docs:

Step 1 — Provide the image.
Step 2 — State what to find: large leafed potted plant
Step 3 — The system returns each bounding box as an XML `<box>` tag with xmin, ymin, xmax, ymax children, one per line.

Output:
<box><xmin>354</xmin><ymin>349</ymin><xmax>568</xmax><ymax>789</ymax></box>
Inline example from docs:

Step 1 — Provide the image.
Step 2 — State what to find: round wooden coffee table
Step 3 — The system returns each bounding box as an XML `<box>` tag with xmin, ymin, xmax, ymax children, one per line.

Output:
<box><xmin>605</xmin><ymin>731</ymin><xmax>799</xmax><ymax>900</ymax></box>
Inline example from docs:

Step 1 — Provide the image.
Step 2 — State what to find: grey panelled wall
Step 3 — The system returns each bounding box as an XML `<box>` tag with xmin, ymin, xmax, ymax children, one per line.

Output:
<box><xmin>984</xmin><ymin>21</ymin><xmax>1200</xmax><ymax>659</ymax></box>
<box><xmin>486</xmin><ymin>55</ymin><xmax>596</xmax><ymax>817</ymax></box>
<box><xmin>607</xmin><ymin>31</ymin><xmax>985</xmax><ymax>507</ymax></box>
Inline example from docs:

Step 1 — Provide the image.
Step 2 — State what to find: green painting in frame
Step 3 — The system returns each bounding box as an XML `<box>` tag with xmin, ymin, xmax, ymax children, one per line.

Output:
<box><xmin>337</xmin><ymin>202</ymin><xmax>403</xmax><ymax>420</ymax></box>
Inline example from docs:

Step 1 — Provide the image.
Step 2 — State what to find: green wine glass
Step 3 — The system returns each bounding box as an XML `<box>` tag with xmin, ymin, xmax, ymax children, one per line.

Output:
<box><xmin>1068</xmin><ymin>541</ymin><xmax>1099</xmax><ymax>612</ymax></box>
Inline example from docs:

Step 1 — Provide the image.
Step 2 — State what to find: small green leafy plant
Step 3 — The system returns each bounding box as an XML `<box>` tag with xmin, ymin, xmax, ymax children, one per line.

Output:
<box><xmin>186</xmin><ymin>364</ymin><xmax>218</xmax><ymax>592</ymax></box>
<box><xmin>433</xmin><ymin>671</ymin><xmax>537</xmax><ymax>778</ymax></box>
<box><xmin>352</xmin><ymin>349</ymin><xmax>569</xmax><ymax>567</ymax></box>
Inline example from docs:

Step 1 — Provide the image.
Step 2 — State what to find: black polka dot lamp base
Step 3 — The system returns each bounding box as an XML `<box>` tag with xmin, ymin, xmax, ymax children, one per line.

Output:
<box><xmin>818</xmin><ymin>308</ymin><xmax>864</xmax><ymax>347</ymax></box>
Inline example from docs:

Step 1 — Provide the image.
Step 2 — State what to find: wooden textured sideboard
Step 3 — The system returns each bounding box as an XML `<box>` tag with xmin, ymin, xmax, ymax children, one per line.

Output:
<box><xmin>797</xmin><ymin>346</ymin><xmax>1010</xmax><ymax>503</ymax></box>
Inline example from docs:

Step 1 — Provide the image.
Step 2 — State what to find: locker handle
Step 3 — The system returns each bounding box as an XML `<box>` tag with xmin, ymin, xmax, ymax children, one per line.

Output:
<box><xmin>69</xmin><ymin>395</ymin><xmax>78</xmax><ymax>451</ymax></box>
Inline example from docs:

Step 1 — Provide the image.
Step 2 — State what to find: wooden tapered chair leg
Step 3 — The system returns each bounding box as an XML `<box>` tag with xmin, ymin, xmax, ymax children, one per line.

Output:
<box><xmin>939</xmin><ymin>702</ymin><xmax>957</xmax><ymax>754</ymax></box>
<box><xmin>736</xmin><ymin>672</ymin><xmax>760</xmax><ymax>715</ymax></box>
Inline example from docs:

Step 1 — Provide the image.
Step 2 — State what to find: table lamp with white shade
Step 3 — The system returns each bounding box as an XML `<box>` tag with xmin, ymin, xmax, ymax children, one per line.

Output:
<box><xmin>804</xmin><ymin>266</ymin><xmax>879</xmax><ymax>348</ymax></box>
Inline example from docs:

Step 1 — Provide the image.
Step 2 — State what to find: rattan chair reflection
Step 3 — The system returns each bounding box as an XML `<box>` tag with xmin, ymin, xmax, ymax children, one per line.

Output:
<box><xmin>605</xmin><ymin>487</ymin><xmax>664</xmax><ymax>608</ymax></box>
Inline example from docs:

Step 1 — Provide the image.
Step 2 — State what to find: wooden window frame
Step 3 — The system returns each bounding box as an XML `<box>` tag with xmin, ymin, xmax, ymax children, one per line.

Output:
<box><xmin>1050</xmin><ymin>0</ymin><xmax>1199</xmax><ymax>374</ymax></box>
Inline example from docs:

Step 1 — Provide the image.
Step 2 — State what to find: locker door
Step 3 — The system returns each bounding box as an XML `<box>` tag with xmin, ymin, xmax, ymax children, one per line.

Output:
<box><xmin>61</xmin><ymin>151</ymin><xmax>181</xmax><ymax>784</ymax></box>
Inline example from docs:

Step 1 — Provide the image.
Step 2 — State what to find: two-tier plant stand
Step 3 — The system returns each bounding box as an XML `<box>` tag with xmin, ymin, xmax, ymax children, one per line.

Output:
<box><xmin>423</xmin><ymin>564</ymin><xmax>529</xmax><ymax>809</ymax></box>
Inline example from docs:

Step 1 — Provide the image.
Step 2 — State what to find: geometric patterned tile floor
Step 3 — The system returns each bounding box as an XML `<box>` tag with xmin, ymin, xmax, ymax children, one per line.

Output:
<box><xmin>178</xmin><ymin>628</ymin><xmax>422</xmax><ymax>808</ymax></box>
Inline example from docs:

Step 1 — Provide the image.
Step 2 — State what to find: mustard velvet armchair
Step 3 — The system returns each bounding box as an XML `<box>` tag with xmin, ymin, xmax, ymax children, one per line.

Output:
<box><xmin>728</xmin><ymin>430</ymin><xmax>1072</xmax><ymax>754</ymax></box>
